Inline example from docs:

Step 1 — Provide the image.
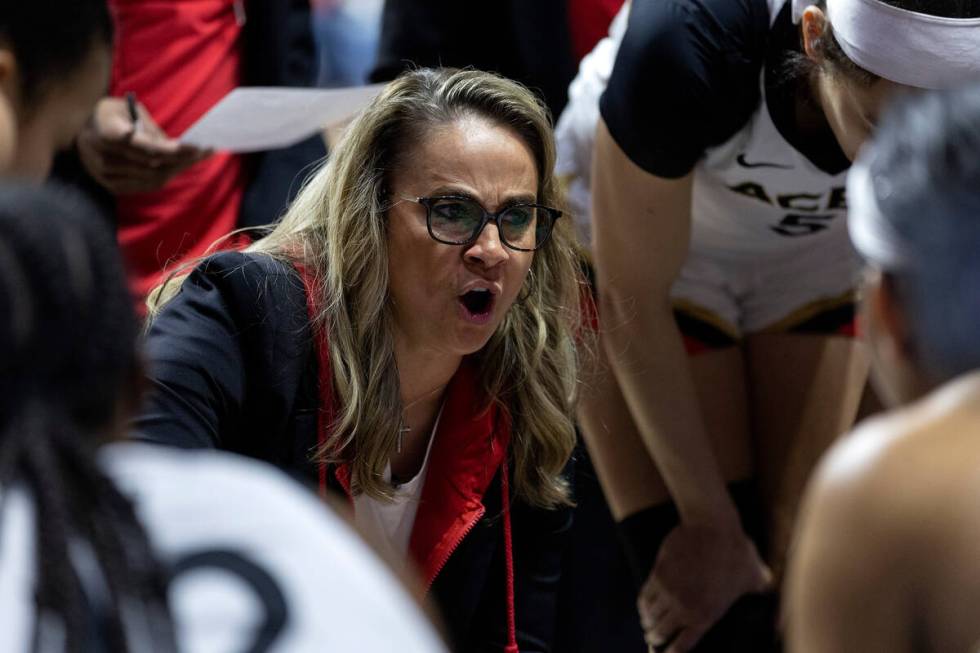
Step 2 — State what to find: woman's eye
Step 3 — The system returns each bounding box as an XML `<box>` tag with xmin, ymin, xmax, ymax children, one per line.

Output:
<box><xmin>434</xmin><ymin>201</ymin><xmax>477</xmax><ymax>221</ymax></box>
<box><xmin>504</xmin><ymin>207</ymin><xmax>533</xmax><ymax>226</ymax></box>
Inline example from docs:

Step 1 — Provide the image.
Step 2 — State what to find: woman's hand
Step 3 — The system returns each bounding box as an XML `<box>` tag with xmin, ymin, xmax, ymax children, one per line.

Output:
<box><xmin>77</xmin><ymin>97</ymin><xmax>211</xmax><ymax>194</ymax></box>
<box><xmin>637</xmin><ymin>523</ymin><xmax>772</xmax><ymax>652</ymax></box>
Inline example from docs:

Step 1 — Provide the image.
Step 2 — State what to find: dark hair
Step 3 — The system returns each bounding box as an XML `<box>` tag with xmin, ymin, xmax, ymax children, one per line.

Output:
<box><xmin>0</xmin><ymin>0</ymin><xmax>113</xmax><ymax>108</ymax></box>
<box><xmin>0</xmin><ymin>185</ymin><xmax>175</xmax><ymax>651</ymax></box>
<box><xmin>791</xmin><ymin>0</ymin><xmax>980</xmax><ymax>85</ymax></box>
<box><xmin>863</xmin><ymin>84</ymin><xmax>980</xmax><ymax>381</ymax></box>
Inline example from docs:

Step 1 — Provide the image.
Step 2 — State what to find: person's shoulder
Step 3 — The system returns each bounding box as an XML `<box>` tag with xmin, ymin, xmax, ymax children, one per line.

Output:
<box><xmin>874</xmin><ymin>375</ymin><xmax>980</xmax><ymax>526</ymax></box>
<box><xmin>166</xmin><ymin>250</ymin><xmax>308</xmax><ymax>329</ymax></box>
<box><xmin>601</xmin><ymin>0</ymin><xmax>771</xmax><ymax>176</ymax></box>
<box><xmin>191</xmin><ymin>250</ymin><xmax>302</xmax><ymax>291</ymax></box>
<box><xmin>808</xmin><ymin>411</ymin><xmax>929</xmax><ymax>527</ymax></box>
<box><xmin>101</xmin><ymin>442</ymin><xmax>325</xmax><ymax>524</ymax></box>
<box><xmin>788</xmin><ymin>405</ymin><xmax>927</xmax><ymax>631</ymax></box>
<box><xmin>807</xmin><ymin>376</ymin><xmax>980</xmax><ymax>548</ymax></box>
<box><xmin>621</xmin><ymin>0</ymin><xmax>769</xmax><ymax>60</ymax></box>
<box><xmin>798</xmin><ymin>376</ymin><xmax>980</xmax><ymax>647</ymax></box>
<box><xmin>100</xmin><ymin>442</ymin><xmax>385</xmax><ymax>605</ymax></box>
<box><xmin>100</xmin><ymin>442</ymin><xmax>449</xmax><ymax>652</ymax></box>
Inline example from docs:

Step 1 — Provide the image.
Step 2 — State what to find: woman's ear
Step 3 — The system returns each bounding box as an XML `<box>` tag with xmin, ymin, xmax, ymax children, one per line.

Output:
<box><xmin>801</xmin><ymin>6</ymin><xmax>829</xmax><ymax>64</ymax></box>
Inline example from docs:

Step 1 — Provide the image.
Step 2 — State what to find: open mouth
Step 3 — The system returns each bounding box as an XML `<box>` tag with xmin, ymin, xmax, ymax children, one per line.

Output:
<box><xmin>459</xmin><ymin>288</ymin><xmax>494</xmax><ymax>319</ymax></box>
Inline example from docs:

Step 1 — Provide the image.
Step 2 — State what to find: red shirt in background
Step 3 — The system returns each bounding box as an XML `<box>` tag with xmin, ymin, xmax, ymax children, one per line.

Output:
<box><xmin>567</xmin><ymin>0</ymin><xmax>626</xmax><ymax>60</ymax></box>
<box><xmin>109</xmin><ymin>0</ymin><xmax>247</xmax><ymax>312</ymax></box>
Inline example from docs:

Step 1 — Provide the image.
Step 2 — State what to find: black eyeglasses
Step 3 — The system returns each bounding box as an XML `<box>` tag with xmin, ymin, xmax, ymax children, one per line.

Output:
<box><xmin>403</xmin><ymin>195</ymin><xmax>562</xmax><ymax>252</ymax></box>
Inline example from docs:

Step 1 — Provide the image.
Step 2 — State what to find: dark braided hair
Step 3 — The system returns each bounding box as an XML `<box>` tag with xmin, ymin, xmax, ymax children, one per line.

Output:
<box><xmin>0</xmin><ymin>185</ymin><xmax>176</xmax><ymax>652</ymax></box>
<box><xmin>0</xmin><ymin>0</ymin><xmax>113</xmax><ymax>111</ymax></box>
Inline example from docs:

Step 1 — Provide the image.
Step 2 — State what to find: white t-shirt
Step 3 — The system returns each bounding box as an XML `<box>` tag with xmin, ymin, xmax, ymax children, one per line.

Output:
<box><xmin>0</xmin><ymin>442</ymin><xmax>448</xmax><ymax>653</ymax></box>
<box><xmin>353</xmin><ymin>409</ymin><xmax>442</xmax><ymax>562</ymax></box>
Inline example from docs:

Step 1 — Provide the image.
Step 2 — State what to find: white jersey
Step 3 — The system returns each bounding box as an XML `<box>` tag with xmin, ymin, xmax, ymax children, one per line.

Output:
<box><xmin>557</xmin><ymin>0</ymin><xmax>859</xmax><ymax>334</ymax></box>
<box><xmin>557</xmin><ymin>0</ymin><xmax>850</xmax><ymax>259</ymax></box>
<box><xmin>0</xmin><ymin>443</ymin><xmax>448</xmax><ymax>653</ymax></box>
<box><xmin>555</xmin><ymin>1</ymin><xmax>631</xmax><ymax>246</ymax></box>
<box><xmin>691</xmin><ymin>0</ymin><xmax>849</xmax><ymax>259</ymax></box>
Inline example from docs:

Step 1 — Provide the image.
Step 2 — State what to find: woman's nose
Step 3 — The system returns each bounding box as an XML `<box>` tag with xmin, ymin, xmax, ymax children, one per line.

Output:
<box><xmin>464</xmin><ymin>222</ymin><xmax>509</xmax><ymax>267</ymax></box>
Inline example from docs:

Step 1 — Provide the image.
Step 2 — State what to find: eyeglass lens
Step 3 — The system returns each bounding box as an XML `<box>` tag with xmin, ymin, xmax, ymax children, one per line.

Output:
<box><xmin>427</xmin><ymin>198</ymin><xmax>553</xmax><ymax>250</ymax></box>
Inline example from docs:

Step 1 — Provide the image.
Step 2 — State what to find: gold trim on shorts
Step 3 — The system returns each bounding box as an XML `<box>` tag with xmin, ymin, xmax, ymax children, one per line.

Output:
<box><xmin>671</xmin><ymin>298</ymin><xmax>740</xmax><ymax>340</ymax></box>
<box><xmin>758</xmin><ymin>288</ymin><xmax>857</xmax><ymax>334</ymax></box>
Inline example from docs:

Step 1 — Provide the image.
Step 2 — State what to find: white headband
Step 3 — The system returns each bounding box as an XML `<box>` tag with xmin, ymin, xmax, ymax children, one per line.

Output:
<box><xmin>846</xmin><ymin>153</ymin><xmax>912</xmax><ymax>268</ymax></box>
<box><xmin>792</xmin><ymin>0</ymin><xmax>980</xmax><ymax>89</ymax></box>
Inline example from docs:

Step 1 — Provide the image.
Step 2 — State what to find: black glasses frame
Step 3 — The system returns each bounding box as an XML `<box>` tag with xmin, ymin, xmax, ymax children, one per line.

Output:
<box><xmin>408</xmin><ymin>195</ymin><xmax>562</xmax><ymax>252</ymax></box>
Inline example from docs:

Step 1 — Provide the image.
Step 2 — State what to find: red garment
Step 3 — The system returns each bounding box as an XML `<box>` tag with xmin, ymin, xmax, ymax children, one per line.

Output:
<box><xmin>567</xmin><ymin>0</ymin><xmax>626</xmax><ymax>60</ymax></box>
<box><xmin>296</xmin><ymin>263</ymin><xmax>520</xmax><ymax>651</ymax></box>
<box><xmin>109</xmin><ymin>0</ymin><xmax>247</xmax><ymax>311</ymax></box>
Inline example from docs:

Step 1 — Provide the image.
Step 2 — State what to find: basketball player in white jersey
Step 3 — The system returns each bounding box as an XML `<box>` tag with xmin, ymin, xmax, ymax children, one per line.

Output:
<box><xmin>563</xmin><ymin>0</ymin><xmax>980</xmax><ymax>649</ymax></box>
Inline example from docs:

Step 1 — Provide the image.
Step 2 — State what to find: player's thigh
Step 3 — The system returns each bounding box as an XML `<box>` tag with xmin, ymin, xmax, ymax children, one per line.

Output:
<box><xmin>578</xmin><ymin>329</ymin><xmax>754</xmax><ymax>521</ymax></box>
<box><xmin>689</xmin><ymin>343</ymin><xmax>754</xmax><ymax>488</ymax></box>
<box><xmin>669</xmin><ymin>252</ymin><xmax>757</xmax><ymax>493</ymax></box>
<box><xmin>744</xmin><ymin>331</ymin><xmax>869</xmax><ymax>572</ymax></box>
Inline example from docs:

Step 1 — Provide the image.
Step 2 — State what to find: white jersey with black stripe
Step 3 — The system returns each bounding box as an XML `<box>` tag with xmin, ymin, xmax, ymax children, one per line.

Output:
<box><xmin>691</xmin><ymin>0</ymin><xmax>850</xmax><ymax>258</ymax></box>
<box><xmin>558</xmin><ymin>0</ymin><xmax>851</xmax><ymax>258</ymax></box>
<box><xmin>0</xmin><ymin>442</ymin><xmax>448</xmax><ymax>653</ymax></box>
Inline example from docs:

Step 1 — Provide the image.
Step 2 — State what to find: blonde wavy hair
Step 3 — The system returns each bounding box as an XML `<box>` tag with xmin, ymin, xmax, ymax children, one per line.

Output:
<box><xmin>155</xmin><ymin>68</ymin><xmax>584</xmax><ymax>507</ymax></box>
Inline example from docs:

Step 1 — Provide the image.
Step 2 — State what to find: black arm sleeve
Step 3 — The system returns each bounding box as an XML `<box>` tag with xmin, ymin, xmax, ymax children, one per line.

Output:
<box><xmin>599</xmin><ymin>0</ymin><xmax>769</xmax><ymax>178</ymax></box>
<box><xmin>135</xmin><ymin>252</ymin><xmax>313</xmax><ymax>456</ymax></box>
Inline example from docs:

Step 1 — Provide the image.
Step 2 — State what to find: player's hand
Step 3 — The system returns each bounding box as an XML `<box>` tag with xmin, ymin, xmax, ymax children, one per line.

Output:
<box><xmin>637</xmin><ymin>523</ymin><xmax>772</xmax><ymax>652</ymax></box>
<box><xmin>77</xmin><ymin>97</ymin><xmax>212</xmax><ymax>194</ymax></box>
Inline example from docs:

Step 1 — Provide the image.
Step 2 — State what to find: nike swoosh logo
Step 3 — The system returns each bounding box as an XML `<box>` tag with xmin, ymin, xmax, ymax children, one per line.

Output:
<box><xmin>736</xmin><ymin>154</ymin><xmax>793</xmax><ymax>170</ymax></box>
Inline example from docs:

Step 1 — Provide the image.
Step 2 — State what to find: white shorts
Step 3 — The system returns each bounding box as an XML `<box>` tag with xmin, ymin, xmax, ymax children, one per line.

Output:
<box><xmin>670</xmin><ymin>228</ymin><xmax>862</xmax><ymax>342</ymax></box>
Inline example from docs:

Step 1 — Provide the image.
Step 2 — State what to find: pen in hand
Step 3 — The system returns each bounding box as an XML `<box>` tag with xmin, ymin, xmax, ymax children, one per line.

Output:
<box><xmin>125</xmin><ymin>91</ymin><xmax>141</xmax><ymax>134</ymax></box>
<box><xmin>78</xmin><ymin>94</ymin><xmax>212</xmax><ymax>194</ymax></box>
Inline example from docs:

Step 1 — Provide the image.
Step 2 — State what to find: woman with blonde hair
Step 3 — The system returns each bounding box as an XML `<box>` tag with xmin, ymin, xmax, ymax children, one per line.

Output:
<box><xmin>139</xmin><ymin>67</ymin><xmax>584</xmax><ymax>651</ymax></box>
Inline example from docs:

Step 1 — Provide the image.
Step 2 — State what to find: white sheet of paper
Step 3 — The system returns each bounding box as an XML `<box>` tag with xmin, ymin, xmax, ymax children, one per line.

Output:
<box><xmin>180</xmin><ymin>85</ymin><xmax>386</xmax><ymax>153</ymax></box>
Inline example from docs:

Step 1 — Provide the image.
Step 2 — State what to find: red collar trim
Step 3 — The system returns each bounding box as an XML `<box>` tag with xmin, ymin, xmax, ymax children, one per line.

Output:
<box><xmin>408</xmin><ymin>360</ymin><xmax>510</xmax><ymax>587</ymax></box>
<box><xmin>295</xmin><ymin>262</ymin><xmax>343</xmax><ymax>501</ymax></box>
<box><xmin>332</xmin><ymin>360</ymin><xmax>510</xmax><ymax>587</ymax></box>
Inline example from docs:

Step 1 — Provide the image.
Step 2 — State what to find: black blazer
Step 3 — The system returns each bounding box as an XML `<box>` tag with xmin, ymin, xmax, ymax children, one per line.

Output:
<box><xmin>136</xmin><ymin>251</ymin><xmax>572</xmax><ymax>652</ymax></box>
